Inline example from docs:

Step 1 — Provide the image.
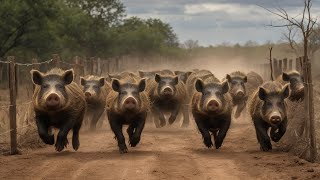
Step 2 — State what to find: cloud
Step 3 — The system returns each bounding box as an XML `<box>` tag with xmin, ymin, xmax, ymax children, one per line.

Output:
<box><xmin>122</xmin><ymin>0</ymin><xmax>320</xmax><ymax>46</ymax></box>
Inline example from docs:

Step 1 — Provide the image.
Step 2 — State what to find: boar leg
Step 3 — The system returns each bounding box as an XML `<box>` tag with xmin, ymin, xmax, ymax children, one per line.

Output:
<box><xmin>36</xmin><ymin>115</ymin><xmax>54</xmax><ymax>145</ymax></box>
<box><xmin>90</xmin><ymin>107</ymin><xmax>104</xmax><ymax>131</ymax></box>
<box><xmin>215</xmin><ymin>118</ymin><xmax>231</xmax><ymax>149</ymax></box>
<box><xmin>195</xmin><ymin>118</ymin><xmax>212</xmax><ymax>148</ymax></box>
<box><xmin>254</xmin><ymin>120</ymin><xmax>272</xmax><ymax>151</ymax></box>
<box><xmin>181</xmin><ymin>104</ymin><xmax>190</xmax><ymax>128</ymax></box>
<box><xmin>234</xmin><ymin>101</ymin><xmax>246</xmax><ymax>119</ymax></box>
<box><xmin>109</xmin><ymin>119</ymin><xmax>128</xmax><ymax>154</ymax></box>
<box><xmin>55</xmin><ymin>120</ymin><xmax>74</xmax><ymax>152</ymax></box>
<box><xmin>169</xmin><ymin>104</ymin><xmax>181</xmax><ymax>125</ymax></box>
<box><xmin>72</xmin><ymin>112</ymin><xmax>84</xmax><ymax>151</ymax></box>
<box><xmin>129</xmin><ymin>115</ymin><xmax>146</xmax><ymax>147</ymax></box>
<box><xmin>152</xmin><ymin>106</ymin><xmax>166</xmax><ymax>128</ymax></box>
<box><xmin>270</xmin><ymin>121</ymin><xmax>287</xmax><ymax>142</ymax></box>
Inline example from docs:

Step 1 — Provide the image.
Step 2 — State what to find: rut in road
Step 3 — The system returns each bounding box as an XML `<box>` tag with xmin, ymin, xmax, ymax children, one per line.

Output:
<box><xmin>0</xmin><ymin>117</ymin><xmax>320</xmax><ymax>180</ymax></box>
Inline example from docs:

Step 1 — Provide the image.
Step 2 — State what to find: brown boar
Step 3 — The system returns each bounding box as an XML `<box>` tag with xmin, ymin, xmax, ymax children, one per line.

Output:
<box><xmin>31</xmin><ymin>68</ymin><xmax>86</xmax><ymax>152</ymax></box>
<box><xmin>248</xmin><ymin>81</ymin><xmax>290</xmax><ymax>151</ymax></box>
<box><xmin>106</xmin><ymin>74</ymin><xmax>150</xmax><ymax>153</ymax></box>
<box><xmin>192</xmin><ymin>74</ymin><xmax>232</xmax><ymax>149</ymax></box>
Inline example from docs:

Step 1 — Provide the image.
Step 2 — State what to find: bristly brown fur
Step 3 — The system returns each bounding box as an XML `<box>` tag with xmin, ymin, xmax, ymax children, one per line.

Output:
<box><xmin>106</xmin><ymin>74</ymin><xmax>150</xmax><ymax>114</ymax></box>
<box><xmin>32</xmin><ymin>68</ymin><xmax>86</xmax><ymax>114</ymax></box>
<box><xmin>191</xmin><ymin>75</ymin><xmax>232</xmax><ymax>116</ymax></box>
<box><xmin>248</xmin><ymin>81</ymin><xmax>283</xmax><ymax>117</ymax></box>
<box><xmin>82</xmin><ymin>75</ymin><xmax>110</xmax><ymax>105</ymax></box>
<box><xmin>145</xmin><ymin>74</ymin><xmax>187</xmax><ymax>103</ymax></box>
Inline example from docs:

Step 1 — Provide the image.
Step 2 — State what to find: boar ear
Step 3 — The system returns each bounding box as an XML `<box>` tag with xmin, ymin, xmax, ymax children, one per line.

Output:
<box><xmin>155</xmin><ymin>73</ymin><xmax>161</xmax><ymax>83</ymax></box>
<box><xmin>174</xmin><ymin>71</ymin><xmax>181</xmax><ymax>75</ymax></box>
<box><xmin>195</xmin><ymin>79</ymin><xmax>204</xmax><ymax>92</ymax></box>
<box><xmin>243</xmin><ymin>76</ymin><xmax>247</xmax><ymax>83</ymax></box>
<box><xmin>105</xmin><ymin>75</ymin><xmax>112</xmax><ymax>82</ymax></box>
<box><xmin>221</xmin><ymin>81</ymin><xmax>229</xmax><ymax>94</ymax></box>
<box><xmin>31</xmin><ymin>70</ymin><xmax>43</xmax><ymax>85</ymax></box>
<box><xmin>138</xmin><ymin>71</ymin><xmax>145</xmax><ymax>78</ymax></box>
<box><xmin>282</xmin><ymin>72</ymin><xmax>290</xmax><ymax>82</ymax></box>
<box><xmin>80</xmin><ymin>77</ymin><xmax>86</xmax><ymax>86</ymax></box>
<box><xmin>138</xmin><ymin>78</ymin><xmax>146</xmax><ymax>92</ymax></box>
<box><xmin>173</xmin><ymin>76</ymin><xmax>179</xmax><ymax>85</ymax></box>
<box><xmin>282</xmin><ymin>84</ymin><xmax>290</xmax><ymax>99</ymax></box>
<box><xmin>186</xmin><ymin>71</ymin><xmax>192</xmax><ymax>78</ymax></box>
<box><xmin>98</xmin><ymin>77</ymin><xmax>105</xmax><ymax>87</ymax></box>
<box><xmin>63</xmin><ymin>69</ymin><xmax>74</xmax><ymax>85</ymax></box>
<box><xmin>258</xmin><ymin>87</ymin><xmax>268</xmax><ymax>101</ymax></box>
<box><xmin>226</xmin><ymin>74</ymin><xmax>232</xmax><ymax>82</ymax></box>
<box><xmin>111</xmin><ymin>79</ymin><xmax>121</xmax><ymax>92</ymax></box>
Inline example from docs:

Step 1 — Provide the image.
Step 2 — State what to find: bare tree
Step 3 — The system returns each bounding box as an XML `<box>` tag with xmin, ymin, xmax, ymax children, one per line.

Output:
<box><xmin>183</xmin><ymin>39</ymin><xmax>199</xmax><ymax>50</ymax></box>
<box><xmin>262</xmin><ymin>0</ymin><xmax>317</xmax><ymax>162</ymax></box>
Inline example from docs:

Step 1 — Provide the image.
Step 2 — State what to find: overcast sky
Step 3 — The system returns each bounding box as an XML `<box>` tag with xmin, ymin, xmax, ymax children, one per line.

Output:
<box><xmin>122</xmin><ymin>0</ymin><xmax>320</xmax><ymax>46</ymax></box>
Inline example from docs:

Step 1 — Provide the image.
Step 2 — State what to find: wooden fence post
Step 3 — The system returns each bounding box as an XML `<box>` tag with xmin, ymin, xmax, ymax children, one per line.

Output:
<box><xmin>97</xmin><ymin>58</ymin><xmax>101</xmax><ymax>76</ymax></box>
<box><xmin>32</xmin><ymin>58</ymin><xmax>39</xmax><ymax>91</ymax></box>
<box><xmin>52</xmin><ymin>54</ymin><xmax>61</xmax><ymax>68</ymax></box>
<box><xmin>8</xmin><ymin>56</ymin><xmax>18</xmax><ymax>155</ymax></box>
<box><xmin>283</xmin><ymin>58</ymin><xmax>288</xmax><ymax>72</ymax></box>
<box><xmin>304</xmin><ymin>57</ymin><xmax>317</xmax><ymax>162</ymax></box>
<box><xmin>289</xmin><ymin>59</ymin><xmax>293</xmax><ymax>70</ymax></box>
<box><xmin>295</xmin><ymin>58</ymin><xmax>301</xmax><ymax>72</ymax></box>
<box><xmin>278</xmin><ymin>59</ymin><xmax>283</xmax><ymax>76</ymax></box>
<box><xmin>14</xmin><ymin>62</ymin><xmax>19</xmax><ymax>96</ymax></box>
<box><xmin>89</xmin><ymin>57</ymin><xmax>94</xmax><ymax>75</ymax></box>
<box><xmin>273</xmin><ymin>58</ymin><xmax>278</xmax><ymax>78</ymax></box>
<box><xmin>73</xmin><ymin>56</ymin><xmax>81</xmax><ymax>84</ymax></box>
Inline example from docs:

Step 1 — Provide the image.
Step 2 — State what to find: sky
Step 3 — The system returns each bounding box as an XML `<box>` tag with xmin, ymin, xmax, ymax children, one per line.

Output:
<box><xmin>121</xmin><ymin>0</ymin><xmax>320</xmax><ymax>46</ymax></box>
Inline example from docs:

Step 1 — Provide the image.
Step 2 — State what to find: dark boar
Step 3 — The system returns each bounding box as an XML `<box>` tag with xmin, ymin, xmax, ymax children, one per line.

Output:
<box><xmin>277</xmin><ymin>70</ymin><xmax>304</xmax><ymax>101</ymax></box>
<box><xmin>80</xmin><ymin>75</ymin><xmax>110</xmax><ymax>130</ymax></box>
<box><xmin>225</xmin><ymin>71</ymin><xmax>248</xmax><ymax>118</ymax></box>
<box><xmin>106</xmin><ymin>75</ymin><xmax>149</xmax><ymax>154</ymax></box>
<box><xmin>31</xmin><ymin>68</ymin><xmax>86</xmax><ymax>152</ymax></box>
<box><xmin>192</xmin><ymin>74</ymin><xmax>232</xmax><ymax>149</ymax></box>
<box><xmin>248</xmin><ymin>81</ymin><xmax>289</xmax><ymax>151</ymax></box>
<box><xmin>146</xmin><ymin>70</ymin><xmax>188</xmax><ymax>127</ymax></box>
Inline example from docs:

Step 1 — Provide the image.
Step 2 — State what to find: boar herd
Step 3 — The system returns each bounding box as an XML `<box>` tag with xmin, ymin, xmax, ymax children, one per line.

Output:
<box><xmin>30</xmin><ymin>67</ymin><xmax>305</xmax><ymax>154</ymax></box>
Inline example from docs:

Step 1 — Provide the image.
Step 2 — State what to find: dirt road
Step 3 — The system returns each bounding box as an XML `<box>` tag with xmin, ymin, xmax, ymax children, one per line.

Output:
<box><xmin>0</xmin><ymin>118</ymin><xmax>319</xmax><ymax>180</ymax></box>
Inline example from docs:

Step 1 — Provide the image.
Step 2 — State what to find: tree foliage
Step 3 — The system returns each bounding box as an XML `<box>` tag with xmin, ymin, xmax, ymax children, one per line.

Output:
<box><xmin>0</xmin><ymin>0</ymin><xmax>180</xmax><ymax>61</ymax></box>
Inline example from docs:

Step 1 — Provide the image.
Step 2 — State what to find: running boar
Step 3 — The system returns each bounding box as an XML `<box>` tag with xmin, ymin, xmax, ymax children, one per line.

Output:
<box><xmin>31</xmin><ymin>68</ymin><xmax>86</xmax><ymax>152</ymax></box>
<box><xmin>225</xmin><ymin>71</ymin><xmax>248</xmax><ymax>118</ymax></box>
<box><xmin>248</xmin><ymin>81</ymin><xmax>290</xmax><ymax>151</ymax></box>
<box><xmin>277</xmin><ymin>71</ymin><xmax>304</xmax><ymax>101</ymax></box>
<box><xmin>106</xmin><ymin>74</ymin><xmax>149</xmax><ymax>153</ymax></box>
<box><xmin>146</xmin><ymin>71</ymin><xmax>188</xmax><ymax>127</ymax></box>
<box><xmin>80</xmin><ymin>75</ymin><xmax>110</xmax><ymax>130</ymax></box>
<box><xmin>192</xmin><ymin>74</ymin><xmax>232</xmax><ymax>149</ymax></box>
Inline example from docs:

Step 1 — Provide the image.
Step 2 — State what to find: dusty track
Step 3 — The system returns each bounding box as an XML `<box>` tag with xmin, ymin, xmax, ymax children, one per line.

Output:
<box><xmin>0</xmin><ymin>117</ymin><xmax>320</xmax><ymax>180</ymax></box>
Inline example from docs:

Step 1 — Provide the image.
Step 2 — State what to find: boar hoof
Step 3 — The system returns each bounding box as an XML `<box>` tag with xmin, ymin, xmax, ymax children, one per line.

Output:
<box><xmin>119</xmin><ymin>144</ymin><xmax>128</xmax><ymax>154</ymax></box>
<box><xmin>215</xmin><ymin>139</ymin><xmax>222</xmax><ymax>149</ymax></box>
<box><xmin>260</xmin><ymin>144</ymin><xmax>272</xmax><ymax>152</ymax></box>
<box><xmin>203</xmin><ymin>138</ymin><xmax>213</xmax><ymax>148</ymax></box>
<box><xmin>72</xmin><ymin>138</ymin><xmax>80</xmax><ymax>151</ymax></box>
<box><xmin>55</xmin><ymin>138</ymin><xmax>69</xmax><ymax>152</ymax></box>
<box><xmin>271</xmin><ymin>134</ymin><xmax>281</xmax><ymax>142</ymax></box>
<box><xmin>129</xmin><ymin>135</ymin><xmax>141</xmax><ymax>147</ymax></box>
<box><xmin>168</xmin><ymin>116</ymin><xmax>176</xmax><ymax>124</ymax></box>
<box><xmin>45</xmin><ymin>135</ymin><xmax>55</xmax><ymax>145</ymax></box>
<box><xmin>159</xmin><ymin>120</ymin><xmax>166</xmax><ymax>127</ymax></box>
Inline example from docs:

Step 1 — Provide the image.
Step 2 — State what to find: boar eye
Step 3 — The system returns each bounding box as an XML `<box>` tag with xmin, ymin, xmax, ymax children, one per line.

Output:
<box><xmin>266</xmin><ymin>101</ymin><xmax>272</xmax><ymax>107</ymax></box>
<box><xmin>277</xmin><ymin>101</ymin><xmax>284</xmax><ymax>106</ymax></box>
<box><xmin>56</xmin><ymin>84</ymin><xmax>64</xmax><ymax>89</ymax></box>
<box><xmin>42</xmin><ymin>84</ymin><xmax>49</xmax><ymax>89</ymax></box>
<box><xmin>120</xmin><ymin>91</ymin><xmax>126</xmax><ymax>95</ymax></box>
<box><xmin>93</xmin><ymin>85</ymin><xmax>98</xmax><ymax>89</ymax></box>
